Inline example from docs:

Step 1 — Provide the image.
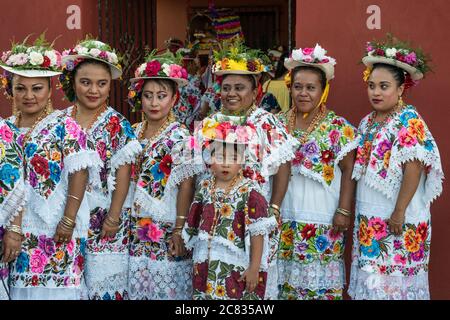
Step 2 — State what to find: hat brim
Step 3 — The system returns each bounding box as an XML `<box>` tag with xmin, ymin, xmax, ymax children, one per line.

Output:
<box><xmin>213</xmin><ymin>70</ymin><xmax>261</xmax><ymax>76</ymax></box>
<box><xmin>362</xmin><ymin>56</ymin><xmax>423</xmax><ymax>81</ymax></box>
<box><xmin>130</xmin><ymin>76</ymin><xmax>188</xmax><ymax>87</ymax></box>
<box><xmin>284</xmin><ymin>59</ymin><xmax>334</xmax><ymax>80</ymax></box>
<box><xmin>0</xmin><ymin>65</ymin><xmax>61</xmax><ymax>77</ymax></box>
<box><xmin>62</xmin><ymin>55</ymin><xmax>122</xmax><ymax>80</ymax></box>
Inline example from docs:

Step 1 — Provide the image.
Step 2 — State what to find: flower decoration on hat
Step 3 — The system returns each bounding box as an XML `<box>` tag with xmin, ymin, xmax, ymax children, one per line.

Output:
<box><xmin>200</xmin><ymin>118</ymin><xmax>257</xmax><ymax>145</ymax></box>
<box><xmin>58</xmin><ymin>36</ymin><xmax>122</xmax><ymax>102</ymax></box>
<box><xmin>212</xmin><ymin>38</ymin><xmax>265</xmax><ymax>75</ymax></box>
<box><xmin>127</xmin><ymin>50</ymin><xmax>189</xmax><ymax>111</ymax></box>
<box><xmin>362</xmin><ymin>34</ymin><xmax>431</xmax><ymax>88</ymax></box>
<box><xmin>0</xmin><ymin>33</ymin><xmax>62</xmax><ymax>97</ymax></box>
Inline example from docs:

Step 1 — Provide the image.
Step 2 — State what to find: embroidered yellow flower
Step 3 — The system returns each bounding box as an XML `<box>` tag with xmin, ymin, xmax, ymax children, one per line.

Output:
<box><xmin>383</xmin><ymin>150</ymin><xmax>391</xmax><ymax>169</ymax></box>
<box><xmin>216</xmin><ymin>285</ymin><xmax>226</xmax><ymax>297</ymax></box>
<box><xmin>333</xmin><ymin>242</ymin><xmax>341</xmax><ymax>254</ymax></box>
<box><xmin>206</xmin><ymin>282</ymin><xmax>213</xmax><ymax>295</ymax></box>
<box><xmin>281</xmin><ymin>228</ymin><xmax>294</xmax><ymax>246</ymax></box>
<box><xmin>55</xmin><ymin>251</ymin><xmax>65</xmax><ymax>260</ymax></box>
<box><xmin>343</xmin><ymin>126</ymin><xmax>355</xmax><ymax>140</ymax></box>
<box><xmin>202</xmin><ymin>118</ymin><xmax>219</xmax><ymax>139</ymax></box>
<box><xmin>359</xmin><ymin>221</ymin><xmax>374</xmax><ymax>247</ymax></box>
<box><xmin>408</xmin><ymin>118</ymin><xmax>425</xmax><ymax>142</ymax></box>
<box><xmin>221</xmin><ymin>204</ymin><xmax>232</xmax><ymax>218</ymax></box>
<box><xmin>280</xmin><ymin>250</ymin><xmax>292</xmax><ymax>259</ymax></box>
<box><xmin>405</xmin><ymin>229</ymin><xmax>420</xmax><ymax>253</ymax></box>
<box><xmin>320</xmin><ymin>123</ymin><xmax>328</xmax><ymax>132</ymax></box>
<box><xmin>322</xmin><ymin>165</ymin><xmax>334</xmax><ymax>183</ymax></box>
<box><xmin>239</xmin><ymin>186</ymin><xmax>249</xmax><ymax>194</ymax></box>
<box><xmin>227</xmin><ymin>231</ymin><xmax>236</xmax><ymax>242</ymax></box>
<box><xmin>51</xmin><ymin>151</ymin><xmax>61</xmax><ymax>162</ymax></box>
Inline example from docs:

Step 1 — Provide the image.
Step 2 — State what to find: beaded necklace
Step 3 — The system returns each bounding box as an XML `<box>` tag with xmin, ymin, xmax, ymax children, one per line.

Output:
<box><xmin>360</xmin><ymin>102</ymin><xmax>405</xmax><ymax>173</ymax></box>
<box><xmin>134</xmin><ymin>112</ymin><xmax>175</xmax><ymax>182</ymax></box>
<box><xmin>71</xmin><ymin>102</ymin><xmax>108</xmax><ymax>131</ymax></box>
<box><xmin>288</xmin><ymin>104</ymin><xmax>328</xmax><ymax>144</ymax></box>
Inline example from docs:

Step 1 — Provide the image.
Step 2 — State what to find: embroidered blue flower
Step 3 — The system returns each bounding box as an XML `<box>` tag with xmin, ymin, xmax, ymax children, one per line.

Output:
<box><xmin>150</xmin><ymin>163</ymin><xmax>165</xmax><ymax>181</ymax></box>
<box><xmin>80</xmin><ymin>238</ymin><xmax>87</xmax><ymax>256</ymax></box>
<box><xmin>361</xmin><ymin>240</ymin><xmax>380</xmax><ymax>258</ymax></box>
<box><xmin>0</xmin><ymin>163</ymin><xmax>20</xmax><ymax>185</ymax></box>
<box><xmin>102</xmin><ymin>292</ymin><xmax>112</xmax><ymax>300</ymax></box>
<box><xmin>49</xmin><ymin>161</ymin><xmax>61</xmax><ymax>183</ymax></box>
<box><xmin>55</xmin><ymin>125</ymin><xmax>66</xmax><ymax>141</ymax></box>
<box><xmin>315</xmin><ymin>235</ymin><xmax>329</xmax><ymax>253</ymax></box>
<box><xmin>122</xmin><ymin>120</ymin><xmax>136</xmax><ymax>139</ymax></box>
<box><xmin>400</xmin><ymin>111</ymin><xmax>418</xmax><ymax>126</ymax></box>
<box><xmin>424</xmin><ymin>140</ymin><xmax>434</xmax><ymax>151</ymax></box>
<box><xmin>25</xmin><ymin>143</ymin><xmax>38</xmax><ymax>158</ymax></box>
<box><xmin>15</xmin><ymin>252</ymin><xmax>29</xmax><ymax>273</ymax></box>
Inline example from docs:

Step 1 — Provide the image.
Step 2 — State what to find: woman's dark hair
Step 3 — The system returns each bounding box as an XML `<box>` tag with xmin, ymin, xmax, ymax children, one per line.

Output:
<box><xmin>143</xmin><ymin>78</ymin><xmax>177</xmax><ymax>96</ymax></box>
<box><xmin>371</xmin><ymin>63</ymin><xmax>405</xmax><ymax>87</ymax></box>
<box><xmin>291</xmin><ymin>66</ymin><xmax>327</xmax><ymax>90</ymax></box>
<box><xmin>274</xmin><ymin>52</ymin><xmax>289</xmax><ymax>79</ymax></box>
<box><xmin>222</xmin><ymin>74</ymin><xmax>257</xmax><ymax>90</ymax></box>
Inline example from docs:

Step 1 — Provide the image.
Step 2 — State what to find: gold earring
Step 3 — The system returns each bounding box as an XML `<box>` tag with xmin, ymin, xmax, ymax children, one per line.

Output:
<box><xmin>12</xmin><ymin>100</ymin><xmax>18</xmax><ymax>116</ymax></box>
<box><xmin>398</xmin><ymin>96</ymin><xmax>404</xmax><ymax>107</ymax></box>
<box><xmin>46</xmin><ymin>98</ymin><xmax>54</xmax><ymax>113</ymax></box>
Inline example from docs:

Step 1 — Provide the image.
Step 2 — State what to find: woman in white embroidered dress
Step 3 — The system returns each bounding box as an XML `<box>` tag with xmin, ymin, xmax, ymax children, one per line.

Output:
<box><xmin>193</xmin><ymin>40</ymin><xmax>299</xmax><ymax>299</ymax></box>
<box><xmin>59</xmin><ymin>39</ymin><xmax>142</xmax><ymax>300</ymax></box>
<box><xmin>349</xmin><ymin>36</ymin><xmax>444</xmax><ymax>300</ymax></box>
<box><xmin>0</xmin><ymin>117</ymin><xmax>26</xmax><ymax>300</ymax></box>
<box><xmin>277</xmin><ymin>45</ymin><xmax>358</xmax><ymax>300</ymax></box>
<box><xmin>0</xmin><ymin>35</ymin><xmax>101</xmax><ymax>300</ymax></box>
<box><xmin>127</xmin><ymin>52</ymin><xmax>202</xmax><ymax>299</ymax></box>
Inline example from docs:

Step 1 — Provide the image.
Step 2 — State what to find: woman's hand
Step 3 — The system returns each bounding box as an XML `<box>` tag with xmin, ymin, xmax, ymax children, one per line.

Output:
<box><xmin>169</xmin><ymin>232</ymin><xmax>187</xmax><ymax>258</ymax></box>
<box><xmin>53</xmin><ymin>222</ymin><xmax>74</xmax><ymax>244</ymax></box>
<box><xmin>100</xmin><ymin>214</ymin><xmax>121</xmax><ymax>239</ymax></box>
<box><xmin>388</xmin><ymin>209</ymin><xmax>405</xmax><ymax>236</ymax></box>
<box><xmin>332</xmin><ymin>212</ymin><xmax>351</xmax><ymax>234</ymax></box>
<box><xmin>1</xmin><ymin>230</ymin><xmax>23</xmax><ymax>263</ymax></box>
<box><xmin>239</xmin><ymin>267</ymin><xmax>259</xmax><ymax>293</ymax></box>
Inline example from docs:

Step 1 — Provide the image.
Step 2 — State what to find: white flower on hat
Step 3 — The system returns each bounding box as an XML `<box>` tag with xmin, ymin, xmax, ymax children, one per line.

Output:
<box><xmin>162</xmin><ymin>63</ymin><xmax>170</xmax><ymax>76</ymax></box>
<box><xmin>29</xmin><ymin>51</ymin><xmax>44</xmax><ymax>65</ymax></box>
<box><xmin>45</xmin><ymin>50</ymin><xmax>57</xmax><ymax>66</ymax></box>
<box><xmin>313</xmin><ymin>44</ymin><xmax>327</xmax><ymax>61</ymax></box>
<box><xmin>291</xmin><ymin>49</ymin><xmax>304</xmax><ymax>61</ymax></box>
<box><xmin>385</xmin><ymin>48</ymin><xmax>397</xmax><ymax>58</ymax></box>
<box><xmin>77</xmin><ymin>46</ymin><xmax>89</xmax><ymax>55</ymax></box>
<box><xmin>136</xmin><ymin>63</ymin><xmax>146</xmax><ymax>77</ymax></box>
<box><xmin>327</xmin><ymin>57</ymin><xmax>337</xmax><ymax>66</ymax></box>
<box><xmin>89</xmin><ymin>48</ymin><xmax>102</xmax><ymax>57</ymax></box>
<box><xmin>108</xmin><ymin>52</ymin><xmax>118</xmax><ymax>64</ymax></box>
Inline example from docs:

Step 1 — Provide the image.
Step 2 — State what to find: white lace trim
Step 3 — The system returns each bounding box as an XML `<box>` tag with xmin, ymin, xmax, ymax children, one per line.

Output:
<box><xmin>65</xmin><ymin>149</ymin><xmax>103</xmax><ymax>189</ymax></box>
<box><xmin>353</xmin><ymin>145</ymin><xmax>444</xmax><ymax>206</ymax></box>
<box><xmin>128</xmin><ymin>257</ymin><xmax>192</xmax><ymax>300</ymax></box>
<box><xmin>108</xmin><ymin>140</ymin><xmax>142</xmax><ymax>193</ymax></box>
<box><xmin>277</xmin><ymin>259</ymin><xmax>345</xmax><ymax>292</ymax></box>
<box><xmin>132</xmin><ymin>185</ymin><xmax>178</xmax><ymax>223</ymax></box>
<box><xmin>25</xmin><ymin>150</ymin><xmax>103</xmax><ymax>230</ymax></box>
<box><xmin>248</xmin><ymin>216</ymin><xmax>278</xmax><ymax>237</ymax></box>
<box><xmin>348</xmin><ymin>267</ymin><xmax>429</xmax><ymax>300</ymax></box>
<box><xmin>167</xmin><ymin>158</ymin><xmax>205</xmax><ymax>189</ymax></box>
<box><xmin>0</xmin><ymin>178</ymin><xmax>27</xmax><ymax>227</ymax></box>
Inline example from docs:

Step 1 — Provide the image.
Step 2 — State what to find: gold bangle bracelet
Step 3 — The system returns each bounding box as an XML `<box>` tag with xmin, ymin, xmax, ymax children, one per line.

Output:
<box><xmin>68</xmin><ymin>194</ymin><xmax>81</xmax><ymax>202</ymax></box>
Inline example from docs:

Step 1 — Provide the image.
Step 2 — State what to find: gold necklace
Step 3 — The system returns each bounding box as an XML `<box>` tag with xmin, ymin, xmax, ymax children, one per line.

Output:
<box><xmin>288</xmin><ymin>104</ymin><xmax>328</xmax><ymax>144</ymax></box>
<box><xmin>71</xmin><ymin>102</ymin><xmax>108</xmax><ymax>130</ymax></box>
<box><xmin>134</xmin><ymin>112</ymin><xmax>175</xmax><ymax>182</ymax></box>
<box><xmin>221</xmin><ymin>104</ymin><xmax>257</xmax><ymax>118</ymax></box>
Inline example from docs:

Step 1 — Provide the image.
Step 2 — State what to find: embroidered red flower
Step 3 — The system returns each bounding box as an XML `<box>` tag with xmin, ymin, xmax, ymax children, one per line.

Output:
<box><xmin>225</xmin><ymin>270</ymin><xmax>245</xmax><ymax>299</ymax></box>
<box><xmin>107</xmin><ymin>116</ymin><xmax>121</xmax><ymax>137</ymax></box>
<box><xmin>31</xmin><ymin>275</ymin><xmax>39</xmax><ymax>286</ymax></box>
<box><xmin>247</xmin><ymin>190</ymin><xmax>268</xmax><ymax>220</ymax></box>
<box><xmin>193</xmin><ymin>262</ymin><xmax>208</xmax><ymax>292</ymax></box>
<box><xmin>188</xmin><ymin>202</ymin><xmax>203</xmax><ymax>228</ymax></box>
<box><xmin>159</xmin><ymin>155</ymin><xmax>173</xmax><ymax>175</ymax></box>
<box><xmin>320</xmin><ymin>150</ymin><xmax>335</xmax><ymax>165</ymax></box>
<box><xmin>31</xmin><ymin>155</ymin><xmax>50</xmax><ymax>178</ymax></box>
<box><xmin>301</xmin><ymin>224</ymin><xmax>317</xmax><ymax>240</ymax></box>
<box><xmin>254</xmin><ymin>272</ymin><xmax>267</xmax><ymax>299</ymax></box>
<box><xmin>416</xmin><ymin>222</ymin><xmax>428</xmax><ymax>242</ymax></box>
<box><xmin>232</xmin><ymin>210</ymin><xmax>245</xmax><ymax>240</ymax></box>
<box><xmin>199</xmin><ymin>203</ymin><xmax>216</xmax><ymax>233</ymax></box>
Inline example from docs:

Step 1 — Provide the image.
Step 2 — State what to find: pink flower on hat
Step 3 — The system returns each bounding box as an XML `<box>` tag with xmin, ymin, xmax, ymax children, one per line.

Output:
<box><xmin>169</xmin><ymin>64</ymin><xmax>188</xmax><ymax>79</ymax></box>
<box><xmin>302</xmin><ymin>48</ymin><xmax>314</xmax><ymax>55</ymax></box>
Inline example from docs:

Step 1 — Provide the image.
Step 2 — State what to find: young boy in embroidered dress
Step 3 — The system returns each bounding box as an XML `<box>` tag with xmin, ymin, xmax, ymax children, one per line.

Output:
<box><xmin>183</xmin><ymin>124</ymin><xmax>277</xmax><ymax>300</ymax></box>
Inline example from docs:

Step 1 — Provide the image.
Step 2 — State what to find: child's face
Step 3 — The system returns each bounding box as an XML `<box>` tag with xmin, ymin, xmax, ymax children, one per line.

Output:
<box><xmin>210</xmin><ymin>147</ymin><xmax>243</xmax><ymax>182</ymax></box>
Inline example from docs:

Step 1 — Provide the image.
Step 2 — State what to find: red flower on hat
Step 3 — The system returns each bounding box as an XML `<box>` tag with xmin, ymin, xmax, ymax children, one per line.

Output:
<box><xmin>41</xmin><ymin>56</ymin><xmax>51</xmax><ymax>68</ymax></box>
<box><xmin>145</xmin><ymin>60</ymin><xmax>161</xmax><ymax>77</ymax></box>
